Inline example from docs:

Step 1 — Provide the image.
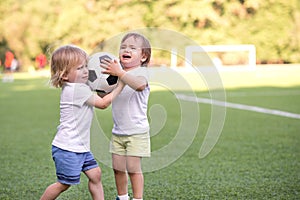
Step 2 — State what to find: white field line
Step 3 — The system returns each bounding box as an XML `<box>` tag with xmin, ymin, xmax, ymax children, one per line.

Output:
<box><xmin>224</xmin><ymin>90</ymin><xmax>300</xmax><ymax>97</ymax></box>
<box><xmin>176</xmin><ymin>94</ymin><xmax>300</xmax><ymax>119</ymax></box>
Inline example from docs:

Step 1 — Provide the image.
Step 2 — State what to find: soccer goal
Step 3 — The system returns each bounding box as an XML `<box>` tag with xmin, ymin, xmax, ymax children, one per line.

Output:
<box><xmin>185</xmin><ymin>45</ymin><xmax>256</xmax><ymax>70</ymax></box>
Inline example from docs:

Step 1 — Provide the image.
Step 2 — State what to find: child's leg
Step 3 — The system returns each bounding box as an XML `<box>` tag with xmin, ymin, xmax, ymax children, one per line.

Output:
<box><xmin>84</xmin><ymin>167</ymin><xmax>104</xmax><ymax>200</ymax></box>
<box><xmin>112</xmin><ymin>153</ymin><xmax>128</xmax><ymax>196</ymax></box>
<box><xmin>126</xmin><ymin>156</ymin><xmax>143</xmax><ymax>199</ymax></box>
<box><xmin>40</xmin><ymin>182</ymin><xmax>69</xmax><ymax>200</ymax></box>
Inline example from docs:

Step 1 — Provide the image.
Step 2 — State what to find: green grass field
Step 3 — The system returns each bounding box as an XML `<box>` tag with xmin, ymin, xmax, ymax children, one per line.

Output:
<box><xmin>0</xmin><ymin>68</ymin><xmax>299</xmax><ymax>199</ymax></box>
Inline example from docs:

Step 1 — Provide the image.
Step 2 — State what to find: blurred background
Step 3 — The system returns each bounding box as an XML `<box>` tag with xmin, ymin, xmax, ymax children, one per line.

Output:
<box><xmin>0</xmin><ymin>0</ymin><xmax>299</xmax><ymax>72</ymax></box>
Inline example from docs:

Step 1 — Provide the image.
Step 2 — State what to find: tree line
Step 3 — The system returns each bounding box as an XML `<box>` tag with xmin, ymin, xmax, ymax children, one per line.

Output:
<box><xmin>0</xmin><ymin>0</ymin><xmax>299</xmax><ymax>70</ymax></box>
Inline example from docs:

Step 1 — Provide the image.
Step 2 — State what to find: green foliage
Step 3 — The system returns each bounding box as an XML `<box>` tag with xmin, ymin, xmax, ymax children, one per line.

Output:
<box><xmin>0</xmin><ymin>0</ymin><xmax>299</xmax><ymax>70</ymax></box>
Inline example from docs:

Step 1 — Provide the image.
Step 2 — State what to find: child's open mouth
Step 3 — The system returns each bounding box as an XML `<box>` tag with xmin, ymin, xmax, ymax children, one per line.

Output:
<box><xmin>122</xmin><ymin>54</ymin><xmax>131</xmax><ymax>59</ymax></box>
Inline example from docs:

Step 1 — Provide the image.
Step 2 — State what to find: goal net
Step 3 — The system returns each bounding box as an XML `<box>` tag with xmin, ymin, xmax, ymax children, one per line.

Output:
<box><xmin>185</xmin><ymin>45</ymin><xmax>256</xmax><ymax>70</ymax></box>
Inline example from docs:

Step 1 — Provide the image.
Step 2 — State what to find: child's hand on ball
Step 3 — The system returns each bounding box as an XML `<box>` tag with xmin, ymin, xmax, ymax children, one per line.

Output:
<box><xmin>101</xmin><ymin>58</ymin><xmax>125</xmax><ymax>77</ymax></box>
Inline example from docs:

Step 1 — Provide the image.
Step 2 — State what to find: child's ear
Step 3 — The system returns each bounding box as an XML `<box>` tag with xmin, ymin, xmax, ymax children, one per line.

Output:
<box><xmin>61</xmin><ymin>74</ymin><xmax>69</xmax><ymax>81</ymax></box>
<box><xmin>141</xmin><ymin>56</ymin><xmax>147</xmax><ymax>62</ymax></box>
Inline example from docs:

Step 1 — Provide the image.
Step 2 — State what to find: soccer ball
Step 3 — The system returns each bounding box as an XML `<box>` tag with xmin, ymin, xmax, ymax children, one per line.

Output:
<box><xmin>87</xmin><ymin>52</ymin><xmax>120</xmax><ymax>94</ymax></box>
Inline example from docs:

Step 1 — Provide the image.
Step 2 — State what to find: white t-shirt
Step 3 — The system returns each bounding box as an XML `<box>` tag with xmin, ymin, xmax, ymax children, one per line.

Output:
<box><xmin>112</xmin><ymin>67</ymin><xmax>150</xmax><ymax>135</ymax></box>
<box><xmin>52</xmin><ymin>83</ymin><xmax>94</xmax><ymax>152</ymax></box>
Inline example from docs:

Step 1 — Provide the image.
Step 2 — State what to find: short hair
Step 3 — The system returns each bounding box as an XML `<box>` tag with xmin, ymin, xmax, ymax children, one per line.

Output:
<box><xmin>50</xmin><ymin>45</ymin><xmax>88</xmax><ymax>88</ymax></box>
<box><xmin>121</xmin><ymin>32</ymin><xmax>151</xmax><ymax>67</ymax></box>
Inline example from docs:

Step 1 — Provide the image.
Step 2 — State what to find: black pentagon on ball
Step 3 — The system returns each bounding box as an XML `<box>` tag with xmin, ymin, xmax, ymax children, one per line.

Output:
<box><xmin>99</xmin><ymin>55</ymin><xmax>112</xmax><ymax>63</ymax></box>
<box><xmin>106</xmin><ymin>75</ymin><xmax>118</xmax><ymax>85</ymax></box>
<box><xmin>88</xmin><ymin>70</ymin><xmax>97</xmax><ymax>82</ymax></box>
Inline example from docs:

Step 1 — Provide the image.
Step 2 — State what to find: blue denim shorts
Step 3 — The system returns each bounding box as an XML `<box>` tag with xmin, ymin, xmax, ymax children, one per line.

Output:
<box><xmin>52</xmin><ymin>145</ymin><xmax>98</xmax><ymax>185</ymax></box>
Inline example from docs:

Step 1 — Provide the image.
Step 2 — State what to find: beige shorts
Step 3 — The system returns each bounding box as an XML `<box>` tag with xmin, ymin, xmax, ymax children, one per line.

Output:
<box><xmin>109</xmin><ymin>132</ymin><xmax>151</xmax><ymax>157</ymax></box>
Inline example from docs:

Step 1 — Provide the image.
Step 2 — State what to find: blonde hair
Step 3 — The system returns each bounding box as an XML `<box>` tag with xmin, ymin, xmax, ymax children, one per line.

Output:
<box><xmin>121</xmin><ymin>32</ymin><xmax>151</xmax><ymax>67</ymax></box>
<box><xmin>50</xmin><ymin>45</ymin><xmax>88</xmax><ymax>88</ymax></box>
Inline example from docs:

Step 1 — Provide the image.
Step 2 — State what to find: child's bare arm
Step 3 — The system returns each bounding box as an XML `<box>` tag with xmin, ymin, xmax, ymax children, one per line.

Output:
<box><xmin>101</xmin><ymin>59</ymin><xmax>147</xmax><ymax>91</ymax></box>
<box><xmin>120</xmin><ymin>73</ymin><xmax>147</xmax><ymax>91</ymax></box>
<box><xmin>86</xmin><ymin>81</ymin><xmax>125</xmax><ymax>109</ymax></box>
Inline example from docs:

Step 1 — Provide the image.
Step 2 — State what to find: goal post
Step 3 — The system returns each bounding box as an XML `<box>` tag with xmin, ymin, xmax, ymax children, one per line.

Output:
<box><xmin>185</xmin><ymin>45</ymin><xmax>256</xmax><ymax>70</ymax></box>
